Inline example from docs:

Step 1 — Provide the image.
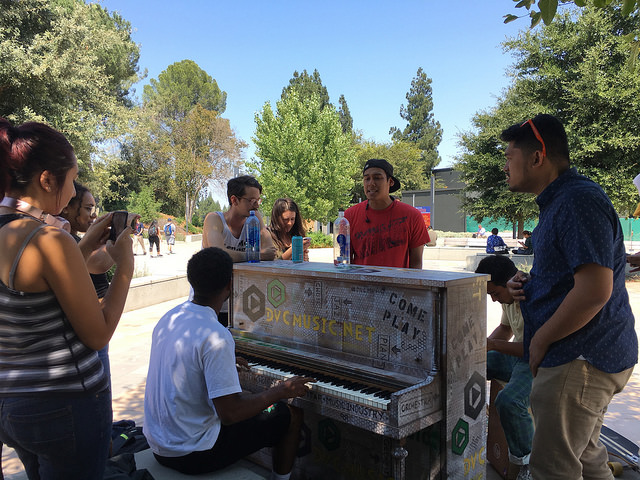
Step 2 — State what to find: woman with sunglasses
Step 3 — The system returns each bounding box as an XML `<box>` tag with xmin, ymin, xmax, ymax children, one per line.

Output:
<box><xmin>0</xmin><ymin>118</ymin><xmax>134</xmax><ymax>479</ymax></box>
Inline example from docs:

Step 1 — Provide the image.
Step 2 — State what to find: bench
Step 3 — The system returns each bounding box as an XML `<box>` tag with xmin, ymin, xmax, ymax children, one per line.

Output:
<box><xmin>443</xmin><ymin>237</ymin><xmax>520</xmax><ymax>249</ymax></box>
<box><xmin>134</xmin><ymin>449</ymin><xmax>268</xmax><ymax>479</ymax></box>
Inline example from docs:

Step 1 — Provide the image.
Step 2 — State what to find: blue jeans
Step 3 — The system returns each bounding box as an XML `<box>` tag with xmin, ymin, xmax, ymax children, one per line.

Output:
<box><xmin>487</xmin><ymin>350</ymin><xmax>534</xmax><ymax>464</ymax></box>
<box><xmin>0</xmin><ymin>389</ymin><xmax>111</xmax><ymax>480</ymax></box>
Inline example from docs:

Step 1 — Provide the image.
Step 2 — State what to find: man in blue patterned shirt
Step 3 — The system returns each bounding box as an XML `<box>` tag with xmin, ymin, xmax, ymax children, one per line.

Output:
<box><xmin>502</xmin><ymin>114</ymin><xmax>637</xmax><ymax>480</ymax></box>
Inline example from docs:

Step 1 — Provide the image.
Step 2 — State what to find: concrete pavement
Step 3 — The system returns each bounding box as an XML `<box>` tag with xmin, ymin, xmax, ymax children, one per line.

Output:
<box><xmin>1</xmin><ymin>242</ymin><xmax>638</xmax><ymax>479</ymax></box>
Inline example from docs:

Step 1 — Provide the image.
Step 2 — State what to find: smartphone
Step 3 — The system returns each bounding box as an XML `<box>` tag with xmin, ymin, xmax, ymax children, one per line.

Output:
<box><xmin>109</xmin><ymin>211</ymin><xmax>136</xmax><ymax>241</ymax></box>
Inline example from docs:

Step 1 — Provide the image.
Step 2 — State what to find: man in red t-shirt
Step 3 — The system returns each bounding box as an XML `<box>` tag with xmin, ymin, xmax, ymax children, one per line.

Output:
<box><xmin>345</xmin><ymin>159</ymin><xmax>430</xmax><ymax>268</ymax></box>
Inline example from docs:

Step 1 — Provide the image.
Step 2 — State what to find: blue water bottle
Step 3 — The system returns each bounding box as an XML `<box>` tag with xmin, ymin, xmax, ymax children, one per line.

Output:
<box><xmin>245</xmin><ymin>210</ymin><xmax>260</xmax><ymax>263</ymax></box>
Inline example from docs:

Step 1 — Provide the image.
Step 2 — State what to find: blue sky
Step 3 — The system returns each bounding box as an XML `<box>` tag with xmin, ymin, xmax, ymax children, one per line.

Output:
<box><xmin>99</xmin><ymin>0</ymin><xmax>526</xmax><ymax>169</ymax></box>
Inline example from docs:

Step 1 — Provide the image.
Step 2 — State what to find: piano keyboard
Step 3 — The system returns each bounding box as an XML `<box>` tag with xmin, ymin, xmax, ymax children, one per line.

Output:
<box><xmin>240</xmin><ymin>354</ymin><xmax>393</xmax><ymax>410</ymax></box>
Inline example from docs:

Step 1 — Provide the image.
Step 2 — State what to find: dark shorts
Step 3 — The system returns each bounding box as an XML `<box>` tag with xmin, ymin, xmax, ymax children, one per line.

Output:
<box><xmin>154</xmin><ymin>401</ymin><xmax>291</xmax><ymax>475</ymax></box>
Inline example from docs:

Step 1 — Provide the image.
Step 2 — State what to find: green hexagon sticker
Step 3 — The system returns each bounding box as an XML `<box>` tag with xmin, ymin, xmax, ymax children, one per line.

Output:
<box><xmin>451</xmin><ymin>418</ymin><xmax>469</xmax><ymax>455</ymax></box>
<box><xmin>267</xmin><ymin>279</ymin><xmax>286</xmax><ymax>308</ymax></box>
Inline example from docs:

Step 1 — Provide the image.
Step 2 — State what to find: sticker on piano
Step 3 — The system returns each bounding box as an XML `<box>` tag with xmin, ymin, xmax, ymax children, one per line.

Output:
<box><xmin>463</xmin><ymin>371</ymin><xmax>485</xmax><ymax>420</ymax></box>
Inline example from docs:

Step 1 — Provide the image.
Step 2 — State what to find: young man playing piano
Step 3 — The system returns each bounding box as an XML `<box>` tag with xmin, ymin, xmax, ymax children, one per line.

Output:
<box><xmin>201</xmin><ymin>175</ymin><xmax>276</xmax><ymax>325</ymax></box>
<box><xmin>345</xmin><ymin>159</ymin><xmax>430</xmax><ymax>268</ymax></box>
<box><xmin>144</xmin><ymin>247</ymin><xmax>313</xmax><ymax>479</ymax></box>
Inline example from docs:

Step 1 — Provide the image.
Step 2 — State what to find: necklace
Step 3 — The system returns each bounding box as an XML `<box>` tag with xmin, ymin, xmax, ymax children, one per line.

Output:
<box><xmin>365</xmin><ymin>198</ymin><xmax>396</xmax><ymax>224</ymax></box>
<box><xmin>0</xmin><ymin>197</ymin><xmax>70</xmax><ymax>231</ymax></box>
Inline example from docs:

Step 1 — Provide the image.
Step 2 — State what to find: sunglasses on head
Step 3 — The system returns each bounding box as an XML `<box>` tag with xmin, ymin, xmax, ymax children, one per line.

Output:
<box><xmin>521</xmin><ymin>119</ymin><xmax>546</xmax><ymax>158</ymax></box>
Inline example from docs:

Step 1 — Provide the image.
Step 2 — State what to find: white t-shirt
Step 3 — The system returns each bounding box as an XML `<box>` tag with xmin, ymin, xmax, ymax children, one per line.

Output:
<box><xmin>500</xmin><ymin>301</ymin><xmax>524</xmax><ymax>343</ymax></box>
<box><xmin>144</xmin><ymin>301</ymin><xmax>241</xmax><ymax>457</ymax></box>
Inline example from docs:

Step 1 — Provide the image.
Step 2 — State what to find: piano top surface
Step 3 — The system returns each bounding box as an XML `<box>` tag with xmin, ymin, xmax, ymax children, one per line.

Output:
<box><xmin>233</xmin><ymin>260</ymin><xmax>487</xmax><ymax>288</ymax></box>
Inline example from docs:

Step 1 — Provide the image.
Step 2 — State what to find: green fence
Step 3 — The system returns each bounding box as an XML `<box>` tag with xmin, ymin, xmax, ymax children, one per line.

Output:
<box><xmin>465</xmin><ymin>217</ymin><xmax>538</xmax><ymax>235</ymax></box>
<box><xmin>467</xmin><ymin>216</ymin><xmax>640</xmax><ymax>242</ymax></box>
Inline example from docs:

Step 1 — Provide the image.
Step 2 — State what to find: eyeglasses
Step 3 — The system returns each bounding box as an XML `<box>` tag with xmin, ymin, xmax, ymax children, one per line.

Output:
<box><xmin>521</xmin><ymin>119</ymin><xmax>546</xmax><ymax>158</ymax></box>
<box><xmin>239</xmin><ymin>196</ymin><xmax>262</xmax><ymax>206</ymax></box>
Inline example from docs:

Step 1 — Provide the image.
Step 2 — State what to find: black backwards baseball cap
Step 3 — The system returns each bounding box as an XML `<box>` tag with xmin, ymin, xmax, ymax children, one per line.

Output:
<box><xmin>363</xmin><ymin>159</ymin><xmax>401</xmax><ymax>193</ymax></box>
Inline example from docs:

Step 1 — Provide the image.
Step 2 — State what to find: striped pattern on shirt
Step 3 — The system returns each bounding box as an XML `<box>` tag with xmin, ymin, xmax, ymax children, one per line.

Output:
<box><xmin>0</xmin><ymin>275</ymin><xmax>107</xmax><ymax>396</ymax></box>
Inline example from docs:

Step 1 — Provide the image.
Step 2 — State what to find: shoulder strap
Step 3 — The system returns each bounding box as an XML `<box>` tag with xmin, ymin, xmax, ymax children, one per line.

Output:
<box><xmin>5</xmin><ymin>218</ymin><xmax>46</xmax><ymax>290</ymax></box>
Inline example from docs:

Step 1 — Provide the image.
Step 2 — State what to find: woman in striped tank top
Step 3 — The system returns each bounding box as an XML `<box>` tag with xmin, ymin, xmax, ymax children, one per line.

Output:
<box><xmin>0</xmin><ymin>118</ymin><xmax>134</xmax><ymax>479</ymax></box>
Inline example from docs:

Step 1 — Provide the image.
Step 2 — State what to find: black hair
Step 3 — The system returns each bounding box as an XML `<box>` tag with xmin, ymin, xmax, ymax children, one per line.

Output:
<box><xmin>475</xmin><ymin>255</ymin><xmax>518</xmax><ymax>287</ymax></box>
<box><xmin>227</xmin><ymin>175</ymin><xmax>262</xmax><ymax>204</ymax></box>
<box><xmin>523</xmin><ymin>230</ymin><xmax>531</xmax><ymax>236</ymax></box>
<box><xmin>491</xmin><ymin>228</ymin><xmax>499</xmax><ymax>235</ymax></box>
<box><xmin>187</xmin><ymin>247</ymin><xmax>233</xmax><ymax>297</ymax></box>
<box><xmin>65</xmin><ymin>181</ymin><xmax>90</xmax><ymax>210</ymax></box>
<box><xmin>500</xmin><ymin>114</ymin><xmax>570</xmax><ymax>165</ymax></box>
<box><xmin>59</xmin><ymin>181</ymin><xmax>92</xmax><ymax>233</ymax></box>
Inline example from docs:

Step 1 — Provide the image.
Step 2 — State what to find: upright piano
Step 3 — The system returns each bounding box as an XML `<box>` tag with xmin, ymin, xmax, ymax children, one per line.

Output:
<box><xmin>230</xmin><ymin>261</ymin><xmax>488</xmax><ymax>480</ymax></box>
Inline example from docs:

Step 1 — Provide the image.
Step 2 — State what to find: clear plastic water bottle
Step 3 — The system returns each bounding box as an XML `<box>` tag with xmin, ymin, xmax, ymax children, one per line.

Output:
<box><xmin>245</xmin><ymin>210</ymin><xmax>260</xmax><ymax>263</ymax></box>
<box><xmin>334</xmin><ymin>210</ymin><xmax>350</xmax><ymax>268</ymax></box>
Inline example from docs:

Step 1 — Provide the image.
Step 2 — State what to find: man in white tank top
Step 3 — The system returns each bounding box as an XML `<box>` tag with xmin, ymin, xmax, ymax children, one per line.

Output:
<box><xmin>202</xmin><ymin>176</ymin><xmax>276</xmax><ymax>325</ymax></box>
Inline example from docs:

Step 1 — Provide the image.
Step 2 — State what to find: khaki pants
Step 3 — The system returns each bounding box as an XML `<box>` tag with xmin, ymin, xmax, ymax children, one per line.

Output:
<box><xmin>530</xmin><ymin>359</ymin><xmax>633</xmax><ymax>480</ymax></box>
<box><xmin>133</xmin><ymin>234</ymin><xmax>146</xmax><ymax>254</ymax></box>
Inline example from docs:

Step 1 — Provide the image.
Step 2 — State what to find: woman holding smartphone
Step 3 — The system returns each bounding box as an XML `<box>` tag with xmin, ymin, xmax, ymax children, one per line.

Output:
<box><xmin>268</xmin><ymin>198</ymin><xmax>310</xmax><ymax>261</ymax></box>
<box><xmin>0</xmin><ymin>118</ymin><xmax>134</xmax><ymax>479</ymax></box>
<box><xmin>61</xmin><ymin>182</ymin><xmax>117</xmax><ymax>384</ymax></box>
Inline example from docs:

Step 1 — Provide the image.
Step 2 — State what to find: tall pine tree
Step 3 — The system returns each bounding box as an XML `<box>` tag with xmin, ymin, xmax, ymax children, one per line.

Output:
<box><xmin>390</xmin><ymin>67</ymin><xmax>443</xmax><ymax>173</ymax></box>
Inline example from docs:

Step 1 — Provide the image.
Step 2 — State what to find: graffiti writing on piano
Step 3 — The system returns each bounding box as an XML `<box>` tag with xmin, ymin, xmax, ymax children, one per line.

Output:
<box><xmin>265</xmin><ymin>307</ymin><xmax>376</xmax><ymax>343</ymax></box>
<box><xmin>383</xmin><ymin>292</ymin><xmax>430</xmax><ymax>341</ymax></box>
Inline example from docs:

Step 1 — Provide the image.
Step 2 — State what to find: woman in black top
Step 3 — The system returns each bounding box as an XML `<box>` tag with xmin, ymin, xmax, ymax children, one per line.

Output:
<box><xmin>61</xmin><ymin>183</ymin><xmax>115</xmax><ymax>378</ymax></box>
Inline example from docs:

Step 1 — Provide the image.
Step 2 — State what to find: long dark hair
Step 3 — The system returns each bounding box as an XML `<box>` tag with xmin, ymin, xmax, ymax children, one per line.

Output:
<box><xmin>0</xmin><ymin>117</ymin><xmax>76</xmax><ymax>200</ymax></box>
<box><xmin>269</xmin><ymin>198</ymin><xmax>305</xmax><ymax>251</ymax></box>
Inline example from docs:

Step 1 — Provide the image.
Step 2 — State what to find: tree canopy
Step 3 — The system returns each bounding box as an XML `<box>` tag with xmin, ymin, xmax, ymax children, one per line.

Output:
<box><xmin>457</xmin><ymin>5</ymin><xmax>640</xmax><ymax>229</ymax></box>
<box><xmin>0</xmin><ymin>0</ymin><xmax>141</xmax><ymax>167</ymax></box>
<box><xmin>253</xmin><ymin>91</ymin><xmax>357</xmax><ymax>223</ymax></box>
<box><xmin>281</xmin><ymin>69</ymin><xmax>331</xmax><ymax>109</ymax></box>
<box><xmin>389</xmin><ymin>68</ymin><xmax>443</xmax><ymax>174</ymax></box>
<box><xmin>143</xmin><ymin>59</ymin><xmax>227</xmax><ymax>122</ymax></box>
<box><xmin>113</xmin><ymin>61</ymin><xmax>243</xmax><ymax>220</ymax></box>
<box><xmin>505</xmin><ymin>0</ymin><xmax>640</xmax><ymax>27</ymax></box>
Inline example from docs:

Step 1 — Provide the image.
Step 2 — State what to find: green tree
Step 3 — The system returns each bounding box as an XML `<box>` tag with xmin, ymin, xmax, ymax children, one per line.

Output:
<box><xmin>351</xmin><ymin>139</ymin><xmax>426</xmax><ymax>202</ymax></box>
<box><xmin>253</xmin><ymin>92</ymin><xmax>357</xmax><ymax>223</ymax></box>
<box><xmin>128</xmin><ymin>61</ymin><xmax>242</xmax><ymax>218</ymax></box>
<box><xmin>143</xmin><ymin>59</ymin><xmax>227</xmax><ymax>122</ymax></box>
<box><xmin>456</xmin><ymin>92</ymin><xmax>542</xmax><ymax>234</ymax></box>
<box><xmin>389</xmin><ymin>68</ymin><xmax>443</xmax><ymax>174</ymax></box>
<box><xmin>172</xmin><ymin>104</ymin><xmax>245</xmax><ymax>223</ymax></box>
<box><xmin>338</xmin><ymin>94</ymin><xmax>353</xmax><ymax>133</ymax></box>
<box><xmin>281</xmin><ymin>69</ymin><xmax>331</xmax><ymax>109</ymax></box>
<box><xmin>0</xmin><ymin>0</ymin><xmax>141</xmax><ymax>169</ymax></box>
<box><xmin>126</xmin><ymin>185</ymin><xmax>162</xmax><ymax>223</ymax></box>
<box><xmin>504</xmin><ymin>0</ymin><xmax>640</xmax><ymax>64</ymax></box>
<box><xmin>505</xmin><ymin>0</ymin><xmax>639</xmax><ymax>26</ymax></box>
<box><xmin>457</xmin><ymin>5</ymin><xmax>640</xmax><ymax>229</ymax></box>
<box><xmin>193</xmin><ymin>193</ymin><xmax>223</xmax><ymax>227</ymax></box>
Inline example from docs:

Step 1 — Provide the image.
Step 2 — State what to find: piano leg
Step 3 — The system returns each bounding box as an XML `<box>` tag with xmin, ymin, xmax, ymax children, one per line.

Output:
<box><xmin>392</xmin><ymin>439</ymin><xmax>409</xmax><ymax>480</ymax></box>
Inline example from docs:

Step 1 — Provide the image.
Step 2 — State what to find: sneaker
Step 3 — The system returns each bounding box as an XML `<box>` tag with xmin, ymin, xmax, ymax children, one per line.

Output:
<box><xmin>157</xmin><ymin>254</ymin><xmax>163</xmax><ymax>257</ymax></box>
<box><xmin>516</xmin><ymin>465</ymin><xmax>532</xmax><ymax>480</ymax></box>
<box><xmin>143</xmin><ymin>252</ymin><xmax>147</xmax><ymax>255</ymax></box>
